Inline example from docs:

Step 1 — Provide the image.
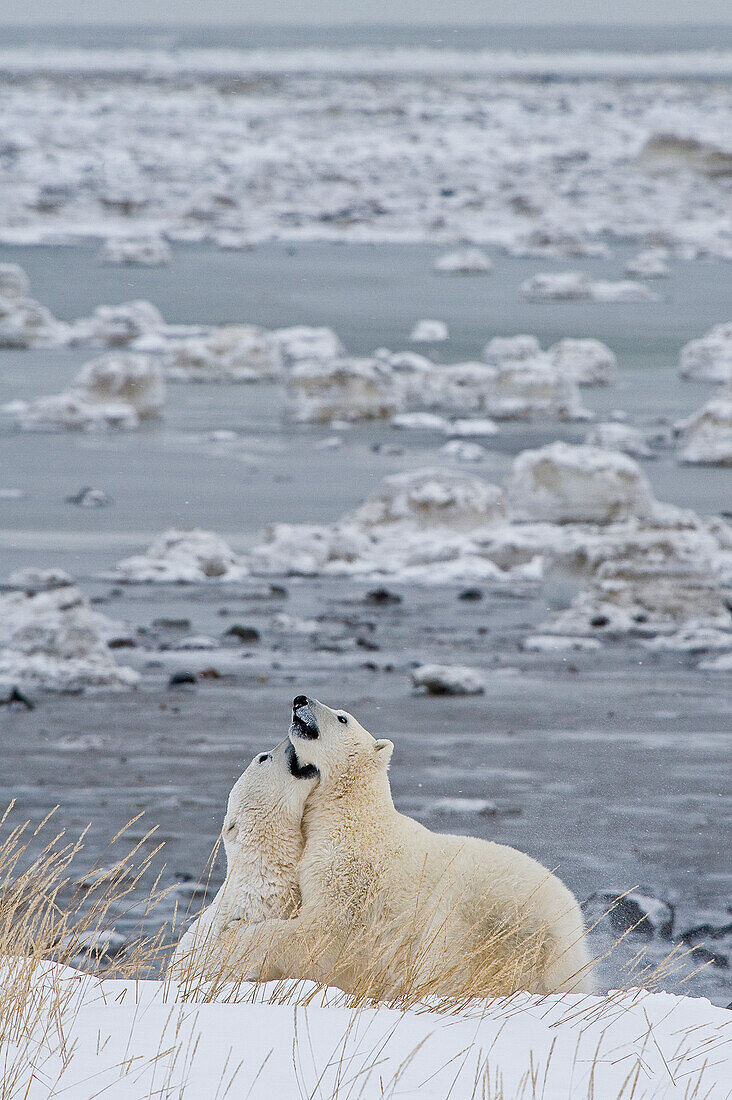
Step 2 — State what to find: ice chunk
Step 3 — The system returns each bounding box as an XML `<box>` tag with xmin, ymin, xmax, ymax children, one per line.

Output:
<box><xmin>440</xmin><ymin>440</ymin><xmax>485</xmax><ymax>462</ymax></box>
<box><xmin>507</xmin><ymin>442</ymin><xmax>657</xmax><ymax>523</ymax></box>
<box><xmin>624</xmin><ymin>250</ymin><xmax>669</xmax><ymax>278</ymax></box>
<box><xmin>640</xmin><ymin>133</ymin><xmax>732</xmax><ymax>178</ymax></box>
<box><xmin>447</xmin><ymin>418</ymin><xmax>498</xmax><ymax>437</ymax></box>
<box><xmin>412</xmin><ymin>664</ymin><xmax>485</xmax><ymax>695</ymax></box>
<box><xmin>7</xmin><ymin>567</ymin><xmax>74</xmax><ymax>592</ymax></box>
<box><xmin>504</xmin><ymin>230</ymin><xmax>609</xmax><ymax>258</ymax></box>
<box><xmin>69</xmin><ymin>300</ymin><xmax>164</xmax><ymax>347</ymax></box>
<box><xmin>352</xmin><ymin>468</ymin><xmax>506</xmax><ymax>531</ymax></box>
<box><xmin>165</xmin><ymin>325</ymin><xmax>282</xmax><ymax>382</ymax></box>
<box><xmin>434</xmin><ymin>247</ymin><xmax>492</xmax><ymax>274</ymax></box>
<box><xmin>98</xmin><ymin>237</ymin><xmax>171</xmax><ymax>266</ymax></box>
<box><xmin>0</xmin><ymin>585</ymin><xmax>138</xmax><ymax>692</ymax></box>
<box><xmin>487</xmin><ymin>360</ymin><xmax>590</xmax><ymax>421</ymax></box>
<box><xmin>523</xmin><ymin>634</ymin><xmax>601</xmax><ymax>651</ymax></box>
<box><xmin>483</xmin><ymin>335</ymin><xmax>541</xmax><ymax>365</ymax></box>
<box><xmin>547</xmin><ymin>338</ymin><xmax>617</xmax><ymax>386</ymax></box>
<box><xmin>74</xmin><ymin>353</ymin><xmax>165</xmax><ymax>418</ymax></box>
<box><xmin>585</xmin><ymin>422</ymin><xmax>653</xmax><ymax>458</ymax></box>
<box><xmin>391</xmin><ymin>412</ymin><xmax>450</xmax><ymax>431</ymax></box>
<box><xmin>273</xmin><ymin>326</ymin><xmax>344</xmax><ymax>367</ymax></box>
<box><xmin>678</xmin><ymin>323</ymin><xmax>732</xmax><ymax>383</ymax></box>
<box><xmin>0</xmin><ymin>295</ymin><xmax>68</xmax><ymax>348</ymax></box>
<box><xmin>284</xmin><ymin>357</ymin><xmax>404</xmax><ymax>423</ymax></box>
<box><xmin>4</xmin><ymin>392</ymin><xmax>139</xmax><ymax>432</ymax></box>
<box><xmin>110</xmin><ymin>529</ymin><xmax>249</xmax><ymax>583</ymax></box>
<box><xmin>0</xmin><ymin>262</ymin><xmax>30</xmax><ymax>298</ymax></box>
<box><xmin>409</xmin><ymin>319</ymin><xmax>448</xmax><ymax>342</ymax></box>
<box><xmin>521</xmin><ymin>272</ymin><xmax>659</xmax><ymax>302</ymax></box>
<box><xmin>676</xmin><ymin>385</ymin><xmax>732</xmax><ymax>466</ymax></box>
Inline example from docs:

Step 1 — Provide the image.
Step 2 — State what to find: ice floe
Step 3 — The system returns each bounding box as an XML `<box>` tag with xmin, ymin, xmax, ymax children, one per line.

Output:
<box><xmin>584</xmin><ymin>422</ymin><xmax>653</xmax><ymax>458</ymax></box>
<box><xmin>284</xmin><ymin>358</ymin><xmax>404</xmax><ymax>423</ymax></box>
<box><xmin>0</xmin><ymin>294</ymin><xmax>68</xmax><ymax>348</ymax></box>
<box><xmin>440</xmin><ymin>440</ymin><xmax>486</xmax><ymax>462</ymax></box>
<box><xmin>410</xmin><ymin>319</ymin><xmax>448</xmax><ymax>342</ymax></box>
<box><xmin>506</xmin><ymin>442</ymin><xmax>657</xmax><ymax>524</ymax></box>
<box><xmin>273</xmin><ymin>326</ymin><xmax>344</xmax><ymax>367</ymax></box>
<box><xmin>546</xmin><ymin>338</ymin><xmax>617</xmax><ymax>386</ymax></box>
<box><xmin>68</xmin><ymin>300</ymin><xmax>164</xmax><ymax>347</ymax></box>
<box><xmin>3</xmin><ymin>392</ymin><xmax>140</xmax><ymax>432</ymax></box>
<box><xmin>433</xmin><ymin>247</ymin><xmax>492</xmax><ymax>274</ymax></box>
<box><xmin>110</xmin><ymin>529</ymin><xmax>249</xmax><ymax>584</ymax></box>
<box><xmin>676</xmin><ymin>384</ymin><xmax>732</xmax><ymax>465</ymax></box>
<box><xmin>483</xmin><ymin>335</ymin><xmax>541</xmax><ymax>365</ymax></box>
<box><xmin>164</xmin><ymin>325</ymin><xmax>283</xmax><ymax>382</ymax></box>
<box><xmin>0</xmin><ymin>583</ymin><xmax>138</xmax><ymax>692</ymax></box>
<box><xmin>503</xmin><ymin>230</ymin><xmax>610</xmax><ymax>259</ymax></box>
<box><xmin>0</xmin><ymin>261</ymin><xmax>30</xmax><ymax>298</ymax></box>
<box><xmin>412</xmin><ymin>664</ymin><xmax>485</xmax><ymax>695</ymax></box>
<box><xmin>678</xmin><ymin>323</ymin><xmax>732</xmax><ymax>383</ymax></box>
<box><xmin>624</xmin><ymin>249</ymin><xmax>670</xmax><ymax>278</ymax></box>
<box><xmin>521</xmin><ymin>272</ymin><xmax>659</xmax><ymax>303</ymax></box>
<box><xmin>98</xmin><ymin>236</ymin><xmax>172</xmax><ymax>266</ymax></box>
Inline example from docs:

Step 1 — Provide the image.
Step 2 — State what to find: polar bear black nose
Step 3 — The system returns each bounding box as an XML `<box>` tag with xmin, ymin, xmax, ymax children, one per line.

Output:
<box><xmin>293</xmin><ymin>695</ymin><xmax>309</xmax><ymax>710</ymax></box>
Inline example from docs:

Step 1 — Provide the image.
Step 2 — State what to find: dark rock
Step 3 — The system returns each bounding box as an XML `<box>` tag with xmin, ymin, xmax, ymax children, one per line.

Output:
<box><xmin>583</xmin><ymin>889</ymin><xmax>674</xmax><ymax>939</ymax></box>
<box><xmin>459</xmin><ymin>587</ymin><xmax>483</xmax><ymax>601</ymax></box>
<box><xmin>356</xmin><ymin>636</ymin><xmax>380</xmax><ymax>651</ymax></box>
<box><xmin>1</xmin><ymin>686</ymin><xmax>34</xmax><ymax>709</ymax></box>
<box><xmin>224</xmin><ymin>625</ymin><xmax>260</xmax><ymax>643</ymax></box>
<box><xmin>107</xmin><ymin>637</ymin><xmax>136</xmax><ymax>649</ymax></box>
<box><xmin>168</xmin><ymin>671</ymin><xmax>197</xmax><ymax>687</ymax></box>
<box><xmin>65</xmin><ymin>487</ymin><xmax>112</xmax><ymax>507</ymax></box>
<box><xmin>365</xmin><ymin>587</ymin><xmax>402</xmax><ymax>605</ymax></box>
<box><xmin>591</xmin><ymin>615</ymin><xmax>610</xmax><ymax>628</ymax></box>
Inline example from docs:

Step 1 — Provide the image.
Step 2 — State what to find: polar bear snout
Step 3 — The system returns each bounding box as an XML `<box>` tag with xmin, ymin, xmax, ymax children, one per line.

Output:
<box><xmin>291</xmin><ymin>695</ymin><xmax>320</xmax><ymax>740</ymax></box>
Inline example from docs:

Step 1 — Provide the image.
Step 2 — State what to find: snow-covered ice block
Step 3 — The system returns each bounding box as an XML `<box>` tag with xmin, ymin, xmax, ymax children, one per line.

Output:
<box><xmin>523</xmin><ymin>634</ymin><xmax>601</xmax><ymax>652</ymax></box>
<box><xmin>488</xmin><ymin>360</ymin><xmax>590</xmax><ymax>421</ymax></box>
<box><xmin>165</xmin><ymin>325</ymin><xmax>282</xmax><ymax>382</ymax></box>
<box><xmin>624</xmin><ymin>249</ymin><xmax>669</xmax><ymax>278</ymax></box>
<box><xmin>0</xmin><ymin>262</ymin><xmax>30</xmax><ymax>298</ymax></box>
<box><xmin>75</xmin><ymin>352</ymin><xmax>165</xmax><ymax>418</ymax></box>
<box><xmin>434</xmin><ymin>247</ymin><xmax>492</xmax><ymax>274</ymax></box>
<box><xmin>676</xmin><ymin>384</ymin><xmax>732</xmax><ymax>465</ymax></box>
<box><xmin>678</xmin><ymin>323</ymin><xmax>732</xmax><ymax>383</ymax></box>
<box><xmin>391</xmin><ymin>412</ymin><xmax>450</xmax><ymax>431</ymax></box>
<box><xmin>273</xmin><ymin>325</ymin><xmax>344</xmax><ymax>367</ymax></box>
<box><xmin>483</xmin><ymin>334</ymin><xmax>541</xmax><ymax>365</ymax></box>
<box><xmin>504</xmin><ymin>230</ymin><xmax>609</xmax><ymax>258</ymax></box>
<box><xmin>353</xmin><ymin>468</ymin><xmax>506</xmax><ymax>531</ymax></box>
<box><xmin>440</xmin><ymin>439</ymin><xmax>485</xmax><ymax>462</ymax></box>
<box><xmin>585</xmin><ymin>422</ymin><xmax>653</xmax><ymax>458</ymax></box>
<box><xmin>0</xmin><ymin>295</ymin><xmax>68</xmax><ymax>348</ymax></box>
<box><xmin>98</xmin><ymin>236</ymin><xmax>172</xmax><ymax>266</ymax></box>
<box><xmin>69</xmin><ymin>300</ymin><xmax>164</xmax><ymax>346</ymax></box>
<box><xmin>412</xmin><ymin>663</ymin><xmax>485</xmax><ymax>694</ymax></box>
<box><xmin>0</xmin><ymin>585</ymin><xmax>137</xmax><ymax>691</ymax></box>
<box><xmin>447</xmin><ymin>418</ymin><xmax>498</xmax><ymax>437</ymax></box>
<box><xmin>521</xmin><ymin>271</ymin><xmax>659</xmax><ymax>302</ymax></box>
<box><xmin>111</xmin><ymin>529</ymin><xmax>249</xmax><ymax>583</ymax></box>
<box><xmin>507</xmin><ymin>442</ymin><xmax>657</xmax><ymax>523</ymax></box>
<box><xmin>3</xmin><ymin>392</ymin><xmax>140</xmax><ymax>432</ymax></box>
<box><xmin>284</xmin><ymin>357</ymin><xmax>404</xmax><ymax>423</ymax></box>
<box><xmin>547</xmin><ymin>338</ymin><xmax>617</xmax><ymax>385</ymax></box>
<box><xmin>410</xmin><ymin>319</ymin><xmax>448</xmax><ymax>342</ymax></box>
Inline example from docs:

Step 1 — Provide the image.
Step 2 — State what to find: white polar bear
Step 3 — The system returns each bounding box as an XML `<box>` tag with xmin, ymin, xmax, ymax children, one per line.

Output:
<box><xmin>168</xmin><ymin>738</ymin><xmax>318</xmax><ymax>987</ymax></box>
<box><xmin>225</xmin><ymin>696</ymin><xmax>594</xmax><ymax>1001</ymax></box>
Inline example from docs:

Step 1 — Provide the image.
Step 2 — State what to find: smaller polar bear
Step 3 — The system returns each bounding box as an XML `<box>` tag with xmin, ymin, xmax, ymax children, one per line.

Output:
<box><xmin>225</xmin><ymin>697</ymin><xmax>594</xmax><ymax>1001</ymax></box>
<box><xmin>169</xmin><ymin>738</ymin><xmax>318</xmax><ymax>987</ymax></box>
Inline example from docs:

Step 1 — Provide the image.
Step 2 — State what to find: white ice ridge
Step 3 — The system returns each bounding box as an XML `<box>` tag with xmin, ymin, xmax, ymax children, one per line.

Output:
<box><xmin>163</xmin><ymin>325</ymin><xmax>283</xmax><ymax>382</ymax></box>
<box><xmin>0</xmin><ymin>61</ymin><xmax>730</xmax><ymax>257</ymax></box>
<box><xmin>110</xmin><ymin>529</ymin><xmax>249</xmax><ymax>583</ymax></box>
<box><xmin>285</xmin><ymin>357</ymin><xmax>405</xmax><ymax>423</ymax></box>
<box><xmin>1</xmin><ymin>961</ymin><xmax>729</xmax><ymax>1100</ymax></box>
<box><xmin>98</xmin><ymin>236</ymin><xmax>172</xmax><ymax>266</ymax></box>
<box><xmin>0</xmin><ymin>582</ymin><xmax>138</xmax><ymax>692</ymax></box>
<box><xmin>433</xmin><ymin>247</ymin><xmax>492</xmax><ymax>274</ymax></box>
<box><xmin>678</xmin><ymin>323</ymin><xmax>732</xmax><ymax>383</ymax></box>
<box><xmin>521</xmin><ymin>271</ymin><xmax>660</xmax><ymax>303</ymax></box>
<box><xmin>676</xmin><ymin>384</ymin><xmax>732</xmax><ymax>466</ymax></box>
<box><xmin>3</xmin><ymin>352</ymin><xmax>164</xmax><ymax>431</ymax></box>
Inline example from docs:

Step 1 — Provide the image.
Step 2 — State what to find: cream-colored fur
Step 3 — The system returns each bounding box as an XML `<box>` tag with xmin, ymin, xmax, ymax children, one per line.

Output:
<box><xmin>168</xmin><ymin>739</ymin><xmax>317</xmax><ymax>983</ymax></box>
<box><xmin>225</xmin><ymin>698</ymin><xmax>594</xmax><ymax>1000</ymax></box>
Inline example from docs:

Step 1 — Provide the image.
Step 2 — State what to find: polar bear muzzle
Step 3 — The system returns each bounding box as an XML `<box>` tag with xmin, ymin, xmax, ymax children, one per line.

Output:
<box><xmin>290</xmin><ymin>695</ymin><xmax>320</xmax><ymax>740</ymax></box>
<box><xmin>285</xmin><ymin>741</ymin><xmax>319</xmax><ymax>780</ymax></box>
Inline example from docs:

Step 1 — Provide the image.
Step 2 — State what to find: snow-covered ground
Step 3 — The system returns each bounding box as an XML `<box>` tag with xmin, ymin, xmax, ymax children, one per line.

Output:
<box><xmin>2</xmin><ymin>961</ymin><xmax>728</xmax><ymax>1099</ymax></box>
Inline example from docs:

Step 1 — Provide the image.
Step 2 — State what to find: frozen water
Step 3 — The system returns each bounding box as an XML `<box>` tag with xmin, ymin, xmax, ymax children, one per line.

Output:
<box><xmin>676</xmin><ymin>384</ymin><xmax>732</xmax><ymax>466</ymax></box>
<box><xmin>410</xmin><ymin>319</ymin><xmax>448</xmax><ymax>342</ymax></box>
<box><xmin>68</xmin><ymin>300</ymin><xmax>164</xmax><ymax>347</ymax></box>
<box><xmin>546</xmin><ymin>338</ymin><xmax>617</xmax><ymax>386</ymax></box>
<box><xmin>0</xmin><ymin>261</ymin><xmax>30</xmax><ymax>298</ymax></box>
<box><xmin>0</xmin><ymin>295</ymin><xmax>68</xmax><ymax>348</ymax></box>
<box><xmin>412</xmin><ymin>663</ymin><xmax>485</xmax><ymax>695</ymax></box>
<box><xmin>503</xmin><ymin>230</ymin><xmax>610</xmax><ymax>258</ymax></box>
<box><xmin>273</xmin><ymin>326</ymin><xmax>344</xmax><ymax>367</ymax></box>
<box><xmin>284</xmin><ymin>357</ymin><xmax>404</xmax><ymax>423</ymax></box>
<box><xmin>111</xmin><ymin>529</ymin><xmax>249</xmax><ymax>583</ymax></box>
<box><xmin>164</xmin><ymin>325</ymin><xmax>282</xmax><ymax>382</ymax></box>
<box><xmin>506</xmin><ymin>442</ymin><xmax>658</xmax><ymax>524</ymax></box>
<box><xmin>522</xmin><ymin>272</ymin><xmax>659</xmax><ymax>302</ymax></box>
<box><xmin>98</xmin><ymin>237</ymin><xmax>172</xmax><ymax>266</ymax></box>
<box><xmin>585</xmin><ymin>422</ymin><xmax>653</xmax><ymax>458</ymax></box>
<box><xmin>74</xmin><ymin>353</ymin><xmax>165</xmax><ymax>419</ymax></box>
<box><xmin>483</xmin><ymin>335</ymin><xmax>541</xmax><ymax>365</ymax></box>
<box><xmin>439</xmin><ymin>439</ymin><xmax>485</xmax><ymax>462</ymax></box>
<box><xmin>434</xmin><ymin>247</ymin><xmax>492</xmax><ymax>274</ymax></box>
<box><xmin>3</xmin><ymin>392</ymin><xmax>140</xmax><ymax>432</ymax></box>
<box><xmin>352</xmin><ymin>468</ymin><xmax>506</xmax><ymax>531</ymax></box>
<box><xmin>678</xmin><ymin>323</ymin><xmax>732</xmax><ymax>383</ymax></box>
<box><xmin>624</xmin><ymin>249</ymin><xmax>670</xmax><ymax>278</ymax></box>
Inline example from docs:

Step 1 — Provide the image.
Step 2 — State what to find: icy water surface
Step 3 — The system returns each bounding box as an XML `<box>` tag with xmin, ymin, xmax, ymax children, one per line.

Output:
<box><xmin>1</xmin><ymin>242</ymin><xmax>730</xmax><ymax>1004</ymax></box>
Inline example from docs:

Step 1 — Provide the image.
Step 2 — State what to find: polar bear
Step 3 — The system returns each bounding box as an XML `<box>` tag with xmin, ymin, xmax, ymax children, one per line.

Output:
<box><xmin>168</xmin><ymin>737</ymin><xmax>318</xmax><ymax>988</ymax></box>
<box><xmin>224</xmin><ymin>696</ymin><xmax>594</xmax><ymax>1001</ymax></box>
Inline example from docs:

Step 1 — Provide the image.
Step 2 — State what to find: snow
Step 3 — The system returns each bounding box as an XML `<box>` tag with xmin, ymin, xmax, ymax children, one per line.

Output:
<box><xmin>2</xmin><ymin>960</ymin><xmax>728</xmax><ymax>1100</ymax></box>
<box><xmin>433</xmin><ymin>247</ymin><xmax>492</xmax><ymax>274</ymax></box>
<box><xmin>352</xmin><ymin>468</ymin><xmax>506</xmax><ymax>532</ymax></box>
<box><xmin>523</xmin><ymin>634</ymin><xmax>602</xmax><ymax>652</ymax></box>
<box><xmin>0</xmin><ymin>585</ymin><xmax>138</xmax><ymax>692</ymax></box>
<box><xmin>447</xmin><ymin>359</ymin><xmax>590</xmax><ymax>421</ymax></box>
<box><xmin>0</xmin><ymin>261</ymin><xmax>30</xmax><ymax>298</ymax></box>
<box><xmin>164</xmin><ymin>325</ymin><xmax>283</xmax><ymax>382</ymax></box>
<box><xmin>273</xmin><ymin>325</ymin><xmax>344</xmax><ymax>367</ymax></box>
<box><xmin>678</xmin><ymin>323</ymin><xmax>732</xmax><ymax>384</ymax></box>
<box><xmin>506</xmin><ymin>442</ymin><xmax>658</xmax><ymax>524</ymax></box>
<box><xmin>585</xmin><ymin>422</ymin><xmax>653</xmax><ymax>458</ymax></box>
<box><xmin>447</xmin><ymin>417</ymin><xmax>499</xmax><ymax>437</ymax></box>
<box><xmin>110</xmin><ymin>529</ymin><xmax>249</xmax><ymax>583</ymax></box>
<box><xmin>547</xmin><ymin>337</ymin><xmax>618</xmax><ymax>386</ymax></box>
<box><xmin>68</xmin><ymin>299</ymin><xmax>164</xmax><ymax>347</ymax></box>
<box><xmin>3</xmin><ymin>392</ymin><xmax>140</xmax><ymax>432</ymax></box>
<box><xmin>521</xmin><ymin>271</ymin><xmax>660</xmax><ymax>302</ymax></box>
<box><xmin>98</xmin><ymin>236</ymin><xmax>172</xmax><ymax>266</ymax></box>
<box><xmin>676</xmin><ymin>385</ymin><xmax>732</xmax><ymax>466</ymax></box>
<box><xmin>284</xmin><ymin>357</ymin><xmax>405</xmax><ymax>423</ymax></box>
<box><xmin>412</xmin><ymin>663</ymin><xmax>486</xmax><ymax>695</ymax></box>
<box><xmin>503</xmin><ymin>230</ymin><xmax>610</xmax><ymax>258</ymax></box>
<box><xmin>410</xmin><ymin>319</ymin><xmax>448</xmax><ymax>342</ymax></box>
<box><xmin>625</xmin><ymin>249</ymin><xmax>670</xmax><ymax>278</ymax></box>
<box><xmin>483</xmin><ymin>334</ymin><xmax>541</xmax><ymax>364</ymax></box>
<box><xmin>0</xmin><ymin>295</ymin><xmax>68</xmax><ymax>348</ymax></box>
<box><xmin>440</xmin><ymin>440</ymin><xmax>485</xmax><ymax>462</ymax></box>
<box><xmin>391</xmin><ymin>412</ymin><xmax>451</xmax><ymax>431</ymax></box>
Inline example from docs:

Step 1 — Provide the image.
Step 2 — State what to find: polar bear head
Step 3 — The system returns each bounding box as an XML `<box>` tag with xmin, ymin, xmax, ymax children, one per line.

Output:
<box><xmin>222</xmin><ymin>737</ymin><xmax>319</xmax><ymax>862</ymax></box>
<box><xmin>288</xmin><ymin>695</ymin><xmax>394</xmax><ymax>792</ymax></box>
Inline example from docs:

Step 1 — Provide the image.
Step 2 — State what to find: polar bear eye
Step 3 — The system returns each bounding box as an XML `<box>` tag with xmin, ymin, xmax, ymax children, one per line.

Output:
<box><xmin>257</xmin><ymin>753</ymin><xmax>271</xmax><ymax>764</ymax></box>
<box><xmin>337</xmin><ymin>714</ymin><xmax>348</xmax><ymax>724</ymax></box>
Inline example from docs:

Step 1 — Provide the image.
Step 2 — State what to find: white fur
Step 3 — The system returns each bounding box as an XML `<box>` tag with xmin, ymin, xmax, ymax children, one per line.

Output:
<box><xmin>227</xmin><ymin>699</ymin><xmax>594</xmax><ymax>999</ymax></box>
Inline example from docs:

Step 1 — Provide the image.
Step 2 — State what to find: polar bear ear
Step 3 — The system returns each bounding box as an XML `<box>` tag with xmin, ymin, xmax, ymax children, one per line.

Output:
<box><xmin>373</xmin><ymin>738</ymin><xmax>394</xmax><ymax>767</ymax></box>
